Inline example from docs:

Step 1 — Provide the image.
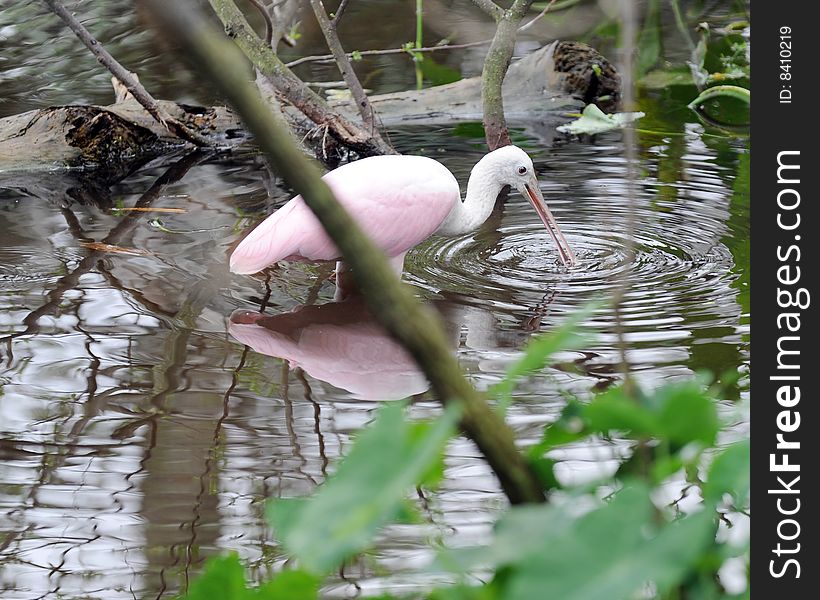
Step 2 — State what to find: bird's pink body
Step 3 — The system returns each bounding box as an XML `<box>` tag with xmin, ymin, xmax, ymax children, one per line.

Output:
<box><xmin>229</xmin><ymin>155</ymin><xmax>460</xmax><ymax>275</ymax></box>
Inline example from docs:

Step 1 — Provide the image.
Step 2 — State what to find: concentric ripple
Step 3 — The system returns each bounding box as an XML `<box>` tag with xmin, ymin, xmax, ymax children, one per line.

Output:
<box><xmin>405</xmin><ymin>146</ymin><xmax>742</xmax><ymax>368</ymax></box>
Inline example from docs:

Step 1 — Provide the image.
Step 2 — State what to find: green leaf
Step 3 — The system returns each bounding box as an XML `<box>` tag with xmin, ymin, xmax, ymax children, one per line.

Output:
<box><xmin>418</xmin><ymin>56</ymin><xmax>462</xmax><ymax>86</ymax></box>
<box><xmin>268</xmin><ymin>402</ymin><xmax>459</xmax><ymax>573</ymax></box>
<box><xmin>442</xmin><ymin>482</ymin><xmax>714</xmax><ymax>600</ymax></box>
<box><xmin>688</xmin><ymin>85</ymin><xmax>750</xmax><ymax>110</ymax></box>
<box><xmin>502</xmin><ymin>485</ymin><xmax>715</xmax><ymax>600</ymax></box>
<box><xmin>637</xmin><ymin>0</ymin><xmax>662</xmax><ymax>76</ymax></box>
<box><xmin>557</xmin><ymin>104</ymin><xmax>645</xmax><ymax>135</ymax></box>
<box><xmin>180</xmin><ymin>555</ymin><xmax>319</xmax><ymax>600</ymax></box>
<box><xmin>583</xmin><ymin>386</ymin><xmax>661</xmax><ymax>435</ymax></box>
<box><xmin>655</xmin><ymin>381</ymin><xmax>719</xmax><ymax>448</ymax></box>
<box><xmin>257</xmin><ymin>570</ymin><xmax>319</xmax><ymax>600</ymax></box>
<box><xmin>182</xmin><ymin>555</ymin><xmax>248</xmax><ymax>600</ymax></box>
<box><xmin>702</xmin><ymin>440</ymin><xmax>750</xmax><ymax>507</ymax></box>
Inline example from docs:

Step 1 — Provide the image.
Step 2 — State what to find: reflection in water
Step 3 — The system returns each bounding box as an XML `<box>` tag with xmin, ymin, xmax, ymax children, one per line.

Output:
<box><xmin>229</xmin><ymin>299</ymin><xmax>429</xmax><ymax>401</ymax></box>
<box><xmin>1</xmin><ymin>18</ymin><xmax>748</xmax><ymax>593</ymax></box>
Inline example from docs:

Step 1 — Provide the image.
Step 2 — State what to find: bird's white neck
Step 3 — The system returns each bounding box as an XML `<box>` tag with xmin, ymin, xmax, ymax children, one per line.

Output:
<box><xmin>435</xmin><ymin>157</ymin><xmax>504</xmax><ymax>236</ymax></box>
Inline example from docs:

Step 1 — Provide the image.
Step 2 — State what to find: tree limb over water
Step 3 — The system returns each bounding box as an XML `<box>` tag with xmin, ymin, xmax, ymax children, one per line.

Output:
<box><xmin>142</xmin><ymin>0</ymin><xmax>548</xmax><ymax>505</ymax></box>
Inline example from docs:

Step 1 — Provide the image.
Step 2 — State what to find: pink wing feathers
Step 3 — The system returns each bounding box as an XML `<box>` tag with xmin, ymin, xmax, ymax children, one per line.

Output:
<box><xmin>229</xmin><ymin>155</ymin><xmax>460</xmax><ymax>274</ymax></box>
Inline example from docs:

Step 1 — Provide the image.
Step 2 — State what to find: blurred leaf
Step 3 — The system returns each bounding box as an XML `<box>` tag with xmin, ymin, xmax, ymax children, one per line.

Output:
<box><xmin>557</xmin><ymin>104</ymin><xmax>645</xmax><ymax>135</ymax></box>
<box><xmin>584</xmin><ymin>386</ymin><xmax>661</xmax><ymax>434</ymax></box>
<box><xmin>181</xmin><ymin>554</ymin><xmax>319</xmax><ymax>600</ymax></box>
<box><xmin>637</xmin><ymin>0</ymin><xmax>662</xmax><ymax>76</ymax></box>
<box><xmin>442</xmin><ymin>482</ymin><xmax>715</xmax><ymax>600</ymax></box>
<box><xmin>257</xmin><ymin>571</ymin><xmax>320</xmax><ymax>599</ymax></box>
<box><xmin>418</xmin><ymin>56</ymin><xmax>462</xmax><ymax>86</ymax></box>
<box><xmin>688</xmin><ymin>23</ymin><xmax>711</xmax><ymax>88</ymax></box>
<box><xmin>703</xmin><ymin>440</ymin><xmax>750</xmax><ymax>506</ymax></box>
<box><xmin>536</xmin><ymin>380</ymin><xmax>719</xmax><ymax>457</ymax></box>
<box><xmin>182</xmin><ymin>555</ymin><xmax>247</xmax><ymax>600</ymax></box>
<box><xmin>268</xmin><ymin>402</ymin><xmax>459</xmax><ymax>573</ymax></box>
<box><xmin>655</xmin><ymin>381</ymin><xmax>720</xmax><ymax>448</ymax></box>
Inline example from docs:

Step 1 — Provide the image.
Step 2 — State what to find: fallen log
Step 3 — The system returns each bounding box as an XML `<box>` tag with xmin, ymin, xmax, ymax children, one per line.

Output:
<box><xmin>0</xmin><ymin>40</ymin><xmax>618</xmax><ymax>203</ymax></box>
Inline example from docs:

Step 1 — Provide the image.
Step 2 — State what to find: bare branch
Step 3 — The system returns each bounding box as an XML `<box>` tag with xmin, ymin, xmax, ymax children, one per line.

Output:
<box><xmin>247</xmin><ymin>0</ymin><xmax>274</xmax><ymax>46</ymax></box>
<box><xmin>207</xmin><ymin>0</ymin><xmax>393</xmax><ymax>155</ymax></box>
<box><xmin>285</xmin><ymin>6</ymin><xmax>560</xmax><ymax>70</ymax></box>
<box><xmin>480</xmin><ymin>0</ymin><xmax>535</xmax><ymax>150</ymax></box>
<box><xmin>41</xmin><ymin>0</ymin><xmax>213</xmax><ymax>147</ymax></box>
<box><xmin>285</xmin><ymin>39</ymin><xmax>491</xmax><ymax>68</ymax></box>
<box><xmin>144</xmin><ymin>0</ymin><xmax>547</xmax><ymax>505</ymax></box>
<box><xmin>519</xmin><ymin>0</ymin><xmax>558</xmax><ymax>32</ymax></box>
<box><xmin>308</xmin><ymin>0</ymin><xmax>385</xmax><ymax>140</ymax></box>
<box><xmin>331</xmin><ymin>0</ymin><xmax>352</xmax><ymax>25</ymax></box>
<box><xmin>472</xmin><ymin>0</ymin><xmax>504</xmax><ymax>21</ymax></box>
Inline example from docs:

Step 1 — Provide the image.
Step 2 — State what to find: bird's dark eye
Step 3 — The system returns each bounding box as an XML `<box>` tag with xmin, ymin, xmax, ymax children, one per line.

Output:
<box><xmin>517</xmin><ymin>166</ymin><xmax>528</xmax><ymax>175</ymax></box>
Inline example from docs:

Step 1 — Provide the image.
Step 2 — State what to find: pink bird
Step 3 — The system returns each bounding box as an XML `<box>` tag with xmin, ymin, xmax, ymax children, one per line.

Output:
<box><xmin>229</xmin><ymin>299</ymin><xmax>428</xmax><ymax>401</ymax></box>
<box><xmin>229</xmin><ymin>145</ymin><xmax>576</xmax><ymax>282</ymax></box>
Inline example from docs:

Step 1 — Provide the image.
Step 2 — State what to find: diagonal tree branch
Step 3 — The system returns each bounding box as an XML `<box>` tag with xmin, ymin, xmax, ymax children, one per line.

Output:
<box><xmin>143</xmin><ymin>0</ymin><xmax>546</xmax><ymax>506</ymax></box>
<box><xmin>41</xmin><ymin>0</ymin><xmax>213</xmax><ymax>147</ymax></box>
<box><xmin>308</xmin><ymin>0</ymin><xmax>386</xmax><ymax>141</ymax></box>
<box><xmin>208</xmin><ymin>0</ymin><xmax>393</xmax><ymax>156</ymax></box>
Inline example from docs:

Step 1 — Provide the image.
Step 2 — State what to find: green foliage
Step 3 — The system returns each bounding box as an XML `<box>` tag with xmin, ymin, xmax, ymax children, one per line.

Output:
<box><xmin>182</xmin><ymin>316</ymin><xmax>748</xmax><ymax>599</ymax></box>
<box><xmin>637</xmin><ymin>0</ymin><xmax>662</xmax><ymax>76</ymax></box>
<box><xmin>180</xmin><ymin>554</ymin><xmax>319</xmax><ymax>600</ymax></box>
<box><xmin>268</xmin><ymin>401</ymin><xmax>460</xmax><ymax>573</ymax></box>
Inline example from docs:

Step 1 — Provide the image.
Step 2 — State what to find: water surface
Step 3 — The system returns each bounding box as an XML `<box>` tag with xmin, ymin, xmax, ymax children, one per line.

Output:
<box><xmin>1</xmin><ymin>2</ymin><xmax>749</xmax><ymax>598</ymax></box>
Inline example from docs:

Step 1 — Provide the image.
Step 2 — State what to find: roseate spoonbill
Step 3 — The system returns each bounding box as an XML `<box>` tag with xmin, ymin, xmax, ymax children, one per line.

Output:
<box><xmin>229</xmin><ymin>145</ymin><xmax>575</xmax><ymax>279</ymax></box>
<box><xmin>229</xmin><ymin>299</ymin><xmax>428</xmax><ymax>400</ymax></box>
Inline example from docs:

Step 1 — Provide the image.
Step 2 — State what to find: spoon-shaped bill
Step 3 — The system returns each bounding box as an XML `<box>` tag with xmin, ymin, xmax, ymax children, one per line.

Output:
<box><xmin>523</xmin><ymin>178</ymin><xmax>576</xmax><ymax>267</ymax></box>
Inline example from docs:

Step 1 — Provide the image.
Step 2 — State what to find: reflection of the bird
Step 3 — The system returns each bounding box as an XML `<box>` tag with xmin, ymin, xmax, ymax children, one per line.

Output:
<box><xmin>229</xmin><ymin>298</ymin><xmax>429</xmax><ymax>401</ymax></box>
<box><xmin>229</xmin><ymin>291</ymin><xmax>618</xmax><ymax>403</ymax></box>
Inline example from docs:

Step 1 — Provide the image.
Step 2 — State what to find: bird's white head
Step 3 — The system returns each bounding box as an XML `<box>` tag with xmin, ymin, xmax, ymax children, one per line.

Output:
<box><xmin>480</xmin><ymin>145</ymin><xmax>576</xmax><ymax>266</ymax></box>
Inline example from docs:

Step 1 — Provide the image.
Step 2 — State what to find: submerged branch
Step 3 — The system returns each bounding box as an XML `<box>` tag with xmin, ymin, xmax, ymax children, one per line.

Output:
<box><xmin>145</xmin><ymin>0</ymin><xmax>546</xmax><ymax>505</ymax></box>
<box><xmin>41</xmin><ymin>0</ymin><xmax>213</xmax><ymax>147</ymax></box>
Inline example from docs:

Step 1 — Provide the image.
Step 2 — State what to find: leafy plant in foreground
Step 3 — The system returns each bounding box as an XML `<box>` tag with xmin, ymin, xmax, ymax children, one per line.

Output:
<box><xmin>179</xmin><ymin>315</ymin><xmax>749</xmax><ymax>600</ymax></box>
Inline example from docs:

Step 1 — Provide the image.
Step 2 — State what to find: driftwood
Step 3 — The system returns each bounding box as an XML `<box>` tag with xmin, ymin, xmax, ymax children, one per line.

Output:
<box><xmin>0</xmin><ymin>40</ymin><xmax>618</xmax><ymax>202</ymax></box>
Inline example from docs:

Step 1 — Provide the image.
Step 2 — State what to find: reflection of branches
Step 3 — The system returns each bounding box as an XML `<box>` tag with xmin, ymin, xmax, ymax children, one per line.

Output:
<box><xmin>295</xmin><ymin>368</ymin><xmax>328</xmax><ymax>477</ymax></box>
<box><xmin>0</xmin><ymin>152</ymin><xmax>203</xmax><ymax>362</ymax></box>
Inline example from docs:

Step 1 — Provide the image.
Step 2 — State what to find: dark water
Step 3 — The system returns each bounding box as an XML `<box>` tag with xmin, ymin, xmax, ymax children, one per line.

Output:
<box><xmin>1</xmin><ymin>2</ymin><xmax>748</xmax><ymax>598</ymax></box>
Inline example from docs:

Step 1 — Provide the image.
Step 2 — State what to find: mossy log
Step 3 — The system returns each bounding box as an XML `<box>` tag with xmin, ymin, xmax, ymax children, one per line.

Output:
<box><xmin>0</xmin><ymin>41</ymin><xmax>618</xmax><ymax>182</ymax></box>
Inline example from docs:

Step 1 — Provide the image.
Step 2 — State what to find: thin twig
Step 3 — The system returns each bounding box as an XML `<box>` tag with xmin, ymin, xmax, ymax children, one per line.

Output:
<box><xmin>247</xmin><ymin>0</ymin><xmax>274</xmax><ymax>47</ymax></box>
<box><xmin>611</xmin><ymin>0</ymin><xmax>638</xmax><ymax>393</ymax></box>
<box><xmin>144</xmin><ymin>0</ymin><xmax>546</xmax><ymax>505</ymax></box>
<box><xmin>285</xmin><ymin>2</ymin><xmax>556</xmax><ymax>70</ymax></box>
<box><xmin>308</xmin><ymin>0</ymin><xmax>385</xmax><ymax>142</ymax></box>
<box><xmin>41</xmin><ymin>0</ymin><xmax>213</xmax><ymax>147</ymax></box>
<box><xmin>331</xmin><ymin>0</ymin><xmax>351</xmax><ymax>25</ymax></box>
<box><xmin>519</xmin><ymin>0</ymin><xmax>558</xmax><ymax>32</ymax></box>
<box><xmin>285</xmin><ymin>39</ymin><xmax>490</xmax><ymax>68</ymax></box>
